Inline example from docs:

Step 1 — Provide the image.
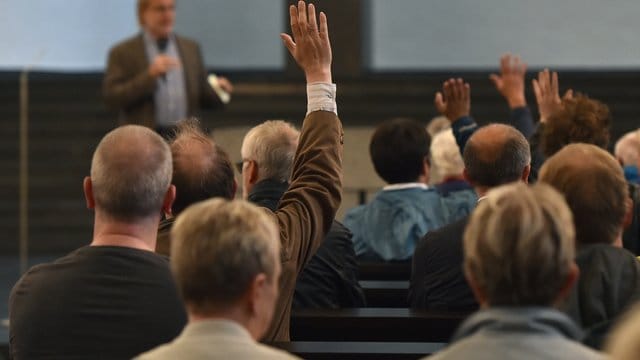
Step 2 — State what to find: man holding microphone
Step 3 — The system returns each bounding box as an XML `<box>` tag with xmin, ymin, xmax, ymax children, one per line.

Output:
<box><xmin>103</xmin><ymin>0</ymin><xmax>233</xmax><ymax>137</ymax></box>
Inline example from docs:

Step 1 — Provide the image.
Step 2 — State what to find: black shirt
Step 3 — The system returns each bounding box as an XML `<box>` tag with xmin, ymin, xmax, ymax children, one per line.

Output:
<box><xmin>409</xmin><ymin>216</ymin><xmax>478</xmax><ymax>312</ymax></box>
<box><xmin>249</xmin><ymin>179</ymin><xmax>366</xmax><ymax>309</ymax></box>
<box><xmin>9</xmin><ymin>245</ymin><xmax>187</xmax><ymax>359</ymax></box>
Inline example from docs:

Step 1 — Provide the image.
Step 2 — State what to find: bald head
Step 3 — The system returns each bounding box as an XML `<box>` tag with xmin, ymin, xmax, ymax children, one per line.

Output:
<box><xmin>539</xmin><ymin>143</ymin><xmax>629</xmax><ymax>245</ymax></box>
<box><xmin>170</xmin><ymin>120</ymin><xmax>235</xmax><ymax>214</ymax></box>
<box><xmin>90</xmin><ymin>125</ymin><xmax>172</xmax><ymax>221</ymax></box>
<box><xmin>463</xmin><ymin>124</ymin><xmax>531</xmax><ymax>188</ymax></box>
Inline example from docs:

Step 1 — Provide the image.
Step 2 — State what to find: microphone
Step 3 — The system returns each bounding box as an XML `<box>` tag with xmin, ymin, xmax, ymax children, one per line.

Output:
<box><xmin>157</xmin><ymin>38</ymin><xmax>169</xmax><ymax>81</ymax></box>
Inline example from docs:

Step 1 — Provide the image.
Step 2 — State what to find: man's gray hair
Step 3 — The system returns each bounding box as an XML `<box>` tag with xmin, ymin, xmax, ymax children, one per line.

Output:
<box><xmin>90</xmin><ymin>125</ymin><xmax>172</xmax><ymax>221</ymax></box>
<box><xmin>171</xmin><ymin>198</ymin><xmax>280</xmax><ymax>312</ymax></box>
<box><xmin>464</xmin><ymin>182</ymin><xmax>575</xmax><ymax>306</ymax></box>
<box><xmin>614</xmin><ymin>129</ymin><xmax>640</xmax><ymax>166</ymax></box>
<box><xmin>241</xmin><ymin>120</ymin><xmax>300</xmax><ymax>182</ymax></box>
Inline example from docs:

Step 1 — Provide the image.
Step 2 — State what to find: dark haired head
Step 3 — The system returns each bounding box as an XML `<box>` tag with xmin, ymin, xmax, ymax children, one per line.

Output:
<box><xmin>369</xmin><ymin>118</ymin><xmax>430</xmax><ymax>184</ymax></box>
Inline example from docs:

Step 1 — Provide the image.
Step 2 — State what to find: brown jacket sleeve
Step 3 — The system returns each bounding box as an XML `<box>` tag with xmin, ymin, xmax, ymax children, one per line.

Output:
<box><xmin>264</xmin><ymin>110</ymin><xmax>344</xmax><ymax>341</ymax></box>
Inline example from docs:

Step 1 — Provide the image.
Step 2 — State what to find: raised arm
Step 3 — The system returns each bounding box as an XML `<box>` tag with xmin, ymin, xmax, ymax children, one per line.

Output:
<box><xmin>265</xmin><ymin>1</ymin><xmax>343</xmax><ymax>341</ymax></box>
<box><xmin>491</xmin><ymin>53</ymin><xmax>535</xmax><ymax>139</ymax></box>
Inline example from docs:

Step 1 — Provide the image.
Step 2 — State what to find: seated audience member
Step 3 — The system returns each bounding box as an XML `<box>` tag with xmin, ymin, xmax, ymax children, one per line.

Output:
<box><xmin>410</xmin><ymin>118</ymin><xmax>531</xmax><ymax>311</ymax></box>
<box><xmin>615</xmin><ymin>129</ymin><xmax>640</xmax><ymax>184</ymax></box>
<box><xmin>539</xmin><ymin>143</ymin><xmax>640</xmax><ymax>348</ymax></box>
<box><xmin>426</xmin><ymin>183</ymin><xmax>604</xmax><ymax>360</ymax></box>
<box><xmin>240</xmin><ymin>120</ymin><xmax>365</xmax><ymax>309</ymax></box>
<box><xmin>9</xmin><ymin>126</ymin><xmax>187</xmax><ymax>359</ymax></box>
<box><xmin>155</xmin><ymin>119</ymin><xmax>236</xmax><ymax>256</ymax></box>
<box><xmin>343</xmin><ymin>118</ymin><xmax>450</xmax><ymax>262</ymax></box>
<box><xmin>136</xmin><ymin>199</ymin><xmax>298</xmax><ymax>359</ymax></box>
<box><xmin>605</xmin><ymin>304</ymin><xmax>640</xmax><ymax>360</ymax></box>
<box><xmin>430</xmin><ymin>129</ymin><xmax>477</xmax><ymax>220</ymax></box>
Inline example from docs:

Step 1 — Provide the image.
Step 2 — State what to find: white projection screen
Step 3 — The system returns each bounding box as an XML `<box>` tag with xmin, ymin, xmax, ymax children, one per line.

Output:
<box><xmin>369</xmin><ymin>0</ymin><xmax>640</xmax><ymax>70</ymax></box>
<box><xmin>0</xmin><ymin>0</ymin><xmax>284</xmax><ymax>72</ymax></box>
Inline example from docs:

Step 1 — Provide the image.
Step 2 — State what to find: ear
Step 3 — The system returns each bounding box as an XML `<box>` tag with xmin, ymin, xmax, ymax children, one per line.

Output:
<box><xmin>623</xmin><ymin>196</ymin><xmax>634</xmax><ymax>230</ymax></box>
<box><xmin>248</xmin><ymin>273</ymin><xmax>268</xmax><ymax>317</ymax></box>
<box><xmin>464</xmin><ymin>264</ymin><xmax>489</xmax><ymax>308</ymax></box>
<box><xmin>248</xmin><ymin>160</ymin><xmax>260</xmax><ymax>185</ymax></box>
<box><xmin>231</xmin><ymin>179</ymin><xmax>238</xmax><ymax>199</ymax></box>
<box><xmin>521</xmin><ymin>164</ymin><xmax>532</xmax><ymax>184</ymax></box>
<box><xmin>554</xmin><ymin>262</ymin><xmax>579</xmax><ymax>305</ymax></box>
<box><xmin>462</xmin><ymin>168</ymin><xmax>473</xmax><ymax>184</ymax></box>
<box><xmin>163</xmin><ymin>184</ymin><xmax>176</xmax><ymax>216</ymax></box>
<box><xmin>83</xmin><ymin>177</ymin><xmax>95</xmax><ymax>210</ymax></box>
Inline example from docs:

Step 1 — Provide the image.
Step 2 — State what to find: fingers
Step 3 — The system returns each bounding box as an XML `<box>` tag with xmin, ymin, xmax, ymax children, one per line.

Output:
<box><xmin>489</xmin><ymin>73</ymin><xmax>502</xmax><ymax>88</ymax></box>
<box><xmin>319</xmin><ymin>11</ymin><xmax>329</xmax><ymax>43</ymax></box>
<box><xmin>280</xmin><ymin>33</ymin><xmax>296</xmax><ymax>55</ymax></box>
<box><xmin>308</xmin><ymin>3</ymin><xmax>318</xmax><ymax>32</ymax></box>
<box><xmin>551</xmin><ymin>71</ymin><xmax>559</xmax><ymax>99</ymax></box>
<box><xmin>297</xmin><ymin>1</ymin><xmax>308</xmax><ymax>31</ymax></box>
<box><xmin>289</xmin><ymin>4</ymin><xmax>301</xmax><ymax>41</ymax></box>
<box><xmin>563</xmin><ymin>89</ymin><xmax>574</xmax><ymax>100</ymax></box>
<box><xmin>500</xmin><ymin>54</ymin><xmax>510</xmax><ymax>75</ymax></box>
<box><xmin>434</xmin><ymin>92</ymin><xmax>446</xmax><ymax>114</ymax></box>
<box><xmin>532</xmin><ymin>79</ymin><xmax>541</xmax><ymax>101</ymax></box>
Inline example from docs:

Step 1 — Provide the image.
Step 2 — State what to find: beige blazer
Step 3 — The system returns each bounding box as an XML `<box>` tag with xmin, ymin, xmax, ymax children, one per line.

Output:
<box><xmin>135</xmin><ymin>320</ymin><xmax>299</xmax><ymax>359</ymax></box>
<box><xmin>103</xmin><ymin>33</ymin><xmax>222</xmax><ymax>128</ymax></box>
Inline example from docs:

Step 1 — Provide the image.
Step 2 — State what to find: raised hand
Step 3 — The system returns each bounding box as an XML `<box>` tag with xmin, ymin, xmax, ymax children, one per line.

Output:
<box><xmin>490</xmin><ymin>54</ymin><xmax>527</xmax><ymax>109</ymax></box>
<box><xmin>434</xmin><ymin>78</ymin><xmax>471</xmax><ymax>123</ymax></box>
<box><xmin>280</xmin><ymin>1</ymin><xmax>332</xmax><ymax>83</ymax></box>
<box><xmin>532</xmin><ymin>69</ymin><xmax>573</xmax><ymax>123</ymax></box>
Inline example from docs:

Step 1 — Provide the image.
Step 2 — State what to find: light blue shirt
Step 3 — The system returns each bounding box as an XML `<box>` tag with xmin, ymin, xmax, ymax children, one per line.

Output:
<box><xmin>143</xmin><ymin>32</ymin><xmax>187</xmax><ymax>127</ymax></box>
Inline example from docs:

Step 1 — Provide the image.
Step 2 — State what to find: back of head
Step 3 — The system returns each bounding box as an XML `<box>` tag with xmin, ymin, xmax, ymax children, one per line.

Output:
<box><xmin>615</xmin><ymin>129</ymin><xmax>640</xmax><ymax>167</ymax></box>
<box><xmin>430</xmin><ymin>129</ymin><xmax>464</xmax><ymax>181</ymax></box>
<box><xmin>463</xmin><ymin>124</ymin><xmax>531</xmax><ymax>187</ymax></box>
<box><xmin>542</xmin><ymin>94</ymin><xmax>611</xmax><ymax>157</ymax></box>
<box><xmin>464</xmin><ymin>182</ymin><xmax>575</xmax><ymax>306</ymax></box>
<box><xmin>90</xmin><ymin>125</ymin><xmax>172</xmax><ymax>221</ymax></box>
<box><xmin>170</xmin><ymin>120</ymin><xmax>235</xmax><ymax>214</ymax></box>
<box><xmin>426</xmin><ymin>116</ymin><xmax>451</xmax><ymax>137</ymax></box>
<box><xmin>241</xmin><ymin>120</ymin><xmax>300</xmax><ymax>182</ymax></box>
<box><xmin>370</xmin><ymin>118</ymin><xmax>430</xmax><ymax>184</ymax></box>
<box><xmin>539</xmin><ymin>143</ymin><xmax>628</xmax><ymax>245</ymax></box>
<box><xmin>171</xmin><ymin>198</ymin><xmax>279</xmax><ymax>313</ymax></box>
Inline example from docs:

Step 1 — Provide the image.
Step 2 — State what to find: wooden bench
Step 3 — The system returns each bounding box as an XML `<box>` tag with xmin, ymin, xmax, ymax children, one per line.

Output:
<box><xmin>358</xmin><ymin>262</ymin><xmax>411</xmax><ymax>281</ymax></box>
<box><xmin>290</xmin><ymin>308</ymin><xmax>468</xmax><ymax>342</ymax></box>
<box><xmin>269</xmin><ymin>341</ymin><xmax>445</xmax><ymax>360</ymax></box>
<box><xmin>360</xmin><ymin>280</ymin><xmax>409</xmax><ymax>308</ymax></box>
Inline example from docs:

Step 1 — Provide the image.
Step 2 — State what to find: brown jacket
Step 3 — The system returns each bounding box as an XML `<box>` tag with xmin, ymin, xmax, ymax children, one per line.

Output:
<box><xmin>103</xmin><ymin>33</ymin><xmax>222</xmax><ymax>128</ymax></box>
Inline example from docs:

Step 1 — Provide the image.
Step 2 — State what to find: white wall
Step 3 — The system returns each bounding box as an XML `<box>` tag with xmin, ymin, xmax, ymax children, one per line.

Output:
<box><xmin>0</xmin><ymin>0</ymin><xmax>284</xmax><ymax>71</ymax></box>
<box><xmin>370</xmin><ymin>0</ymin><xmax>640</xmax><ymax>70</ymax></box>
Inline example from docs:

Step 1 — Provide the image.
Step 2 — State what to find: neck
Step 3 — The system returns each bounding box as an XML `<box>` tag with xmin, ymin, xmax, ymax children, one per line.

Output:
<box><xmin>188</xmin><ymin>306</ymin><xmax>257</xmax><ymax>340</ymax></box>
<box><xmin>474</xmin><ymin>186</ymin><xmax>490</xmax><ymax>198</ymax></box>
<box><xmin>90</xmin><ymin>210</ymin><xmax>160</xmax><ymax>252</ymax></box>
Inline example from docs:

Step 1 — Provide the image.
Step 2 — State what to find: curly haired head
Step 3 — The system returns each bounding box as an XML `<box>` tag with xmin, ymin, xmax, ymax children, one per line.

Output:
<box><xmin>541</xmin><ymin>94</ymin><xmax>611</xmax><ymax>157</ymax></box>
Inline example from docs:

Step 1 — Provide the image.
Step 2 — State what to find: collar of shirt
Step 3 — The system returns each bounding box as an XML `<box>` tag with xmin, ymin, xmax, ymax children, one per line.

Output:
<box><xmin>476</xmin><ymin>195</ymin><xmax>488</xmax><ymax>203</ymax></box>
<box><xmin>382</xmin><ymin>182</ymin><xmax>429</xmax><ymax>191</ymax></box>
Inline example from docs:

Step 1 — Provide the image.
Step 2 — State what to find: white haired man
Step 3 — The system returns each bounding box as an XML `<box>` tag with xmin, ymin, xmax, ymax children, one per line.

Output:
<box><xmin>426</xmin><ymin>183</ymin><xmax>603</xmax><ymax>360</ymax></box>
<box><xmin>136</xmin><ymin>199</ymin><xmax>298</xmax><ymax>359</ymax></box>
<box><xmin>9</xmin><ymin>125</ymin><xmax>186</xmax><ymax>359</ymax></box>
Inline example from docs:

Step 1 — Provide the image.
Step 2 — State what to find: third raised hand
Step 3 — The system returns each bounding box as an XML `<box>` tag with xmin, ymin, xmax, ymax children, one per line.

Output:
<box><xmin>280</xmin><ymin>1</ymin><xmax>332</xmax><ymax>83</ymax></box>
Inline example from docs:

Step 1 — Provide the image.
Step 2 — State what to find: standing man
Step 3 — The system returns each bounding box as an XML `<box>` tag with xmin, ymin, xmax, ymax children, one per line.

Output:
<box><xmin>103</xmin><ymin>0</ymin><xmax>233</xmax><ymax>136</ymax></box>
